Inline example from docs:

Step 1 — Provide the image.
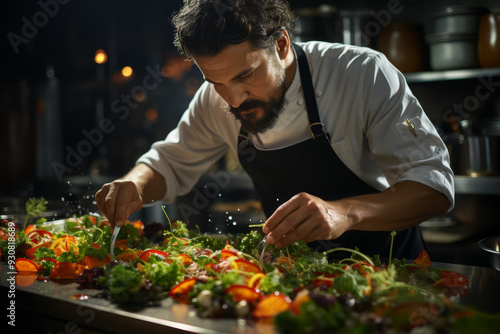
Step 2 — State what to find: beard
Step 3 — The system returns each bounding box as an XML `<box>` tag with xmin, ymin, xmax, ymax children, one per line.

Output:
<box><xmin>229</xmin><ymin>60</ymin><xmax>287</xmax><ymax>135</ymax></box>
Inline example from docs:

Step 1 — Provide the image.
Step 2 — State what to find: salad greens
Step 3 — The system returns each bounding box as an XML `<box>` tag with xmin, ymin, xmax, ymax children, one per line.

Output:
<box><xmin>3</xmin><ymin>204</ymin><xmax>500</xmax><ymax>333</ymax></box>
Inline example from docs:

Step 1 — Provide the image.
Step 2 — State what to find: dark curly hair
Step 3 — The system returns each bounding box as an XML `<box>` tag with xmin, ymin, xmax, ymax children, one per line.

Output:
<box><xmin>172</xmin><ymin>0</ymin><xmax>296</xmax><ymax>59</ymax></box>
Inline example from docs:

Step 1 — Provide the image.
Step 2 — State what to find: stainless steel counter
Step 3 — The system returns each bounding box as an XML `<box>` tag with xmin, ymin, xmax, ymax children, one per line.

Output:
<box><xmin>1</xmin><ymin>261</ymin><xmax>499</xmax><ymax>333</ymax></box>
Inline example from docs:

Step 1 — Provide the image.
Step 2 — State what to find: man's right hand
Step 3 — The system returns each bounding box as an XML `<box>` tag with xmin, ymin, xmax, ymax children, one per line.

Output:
<box><xmin>95</xmin><ymin>179</ymin><xmax>144</xmax><ymax>228</ymax></box>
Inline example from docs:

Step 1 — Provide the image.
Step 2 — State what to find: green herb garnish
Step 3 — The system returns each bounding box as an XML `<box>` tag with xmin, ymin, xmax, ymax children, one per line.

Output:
<box><xmin>24</xmin><ymin>197</ymin><xmax>48</xmax><ymax>231</ymax></box>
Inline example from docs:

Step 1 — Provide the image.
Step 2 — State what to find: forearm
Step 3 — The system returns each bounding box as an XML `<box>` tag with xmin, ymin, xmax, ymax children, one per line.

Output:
<box><xmin>120</xmin><ymin>163</ymin><xmax>166</xmax><ymax>205</ymax></box>
<box><xmin>336</xmin><ymin>180</ymin><xmax>450</xmax><ymax>232</ymax></box>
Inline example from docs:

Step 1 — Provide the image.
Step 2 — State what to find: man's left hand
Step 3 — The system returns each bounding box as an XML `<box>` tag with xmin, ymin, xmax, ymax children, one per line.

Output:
<box><xmin>263</xmin><ymin>192</ymin><xmax>349</xmax><ymax>248</ymax></box>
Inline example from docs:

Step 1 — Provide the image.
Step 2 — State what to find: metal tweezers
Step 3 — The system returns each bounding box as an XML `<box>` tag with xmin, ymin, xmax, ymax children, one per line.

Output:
<box><xmin>110</xmin><ymin>226</ymin><xmax>121</xmax><ymax>258</ymax></box>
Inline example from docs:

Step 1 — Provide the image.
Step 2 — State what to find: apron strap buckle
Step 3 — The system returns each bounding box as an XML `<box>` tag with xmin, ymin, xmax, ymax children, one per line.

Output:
<box><xmin>309</xmin><ymin>122</ymin><xmax>328</xmax><ymax>140</ymax></box>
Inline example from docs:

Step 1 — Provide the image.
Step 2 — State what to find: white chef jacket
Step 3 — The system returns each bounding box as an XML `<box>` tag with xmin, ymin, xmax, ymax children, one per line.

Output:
<box><xmin>137</xmin><ymin>41</ymin><xmax>455</xmax><ymax>211</ymax></box>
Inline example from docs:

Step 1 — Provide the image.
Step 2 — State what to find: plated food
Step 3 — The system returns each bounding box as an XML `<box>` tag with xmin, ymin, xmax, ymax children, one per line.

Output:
<box><xmin>1</xmin><ymin>209</ymin><xmax>499</xmax><ymax>333</ymax></box>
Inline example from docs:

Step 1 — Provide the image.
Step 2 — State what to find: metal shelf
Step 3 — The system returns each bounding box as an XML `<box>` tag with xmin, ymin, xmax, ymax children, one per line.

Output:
<box><xmin>454</xmin><ymin>175</ymin><xmax>500</xmax><ymax>195</ymax></box>
<box><xmin>405</xmin><ymin>68</ymin><xmax>500</xmax><ymax>83</ymax></box>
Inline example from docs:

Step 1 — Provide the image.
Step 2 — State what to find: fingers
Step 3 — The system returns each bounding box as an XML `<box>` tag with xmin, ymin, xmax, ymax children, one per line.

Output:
<box><xmin>95</xmin><ymin>180</ymin><xmax>143</xmax><ymax>228</ymax></box>
<box><xmin>263</xmin><ymin>194</ymin><xmax>302</xmax><ymax>235</ymax></box>
<box><xmin>264</xmin><ymin>193</ymin><xmax>337</xmax><ymax>248</ymax></box>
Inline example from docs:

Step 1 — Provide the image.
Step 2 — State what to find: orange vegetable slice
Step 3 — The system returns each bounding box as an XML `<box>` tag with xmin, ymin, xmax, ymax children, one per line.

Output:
<box><xmin>412</xmin><ymin>249</ymin><xmax>431</xmax><ymax>267</ymax></box>
<box><xmin>248</xmin><ymin>273</ymin><xmax>266</xmax><ymax>289</ymax></box>
<box><xmin>233</xmin><ymin>259</ymin><xmax>262</xmax><ymax>274</ymax></box>
<box><xmin>290</xmin><ymin>290</ymin><xmax>310</xmax><ymax>315</ymax></box>
<box><xmin>175</xmin><ymin>253</ymin><xmax>193</xmax><ymax>266</ymax></box>
<box><xmin>15</xmin><ymin>258</ymin><xmax>41</xmax><ymax>272</ymax></box>
<box><xmin>132</xmin><ymin>220</ymin><xmax>144</xmax><ymax>235</ymax></box>
<box><xmin>16</xmin><ymin>272</ymin><xmax>38</xmax><ymax>287</ymax></box>
<box><xmin>225</xmin><ymin>285</ymin><xmax>261</xmax><ymax>303</ymax></box>
<box><xmin>116</xmin><ymin>250</ymin><xmax>141</xmax><ymax>262</ymax></box>
<box><xmin>220</xmin><ymin>249</ymin><xmax>239</xmax><ymax>260</ymax></box>
<box><xmin>138</xmin><ymin>249</ymin><xmax>169</xmax><ymax>263</ymax></box>
<box><xmin>24</xmin><ymin>224</ymin><xmax>37</xmax><ymax>235</ymax></box>
<box><xmin>252</xmin><ymin>292</ymin><xmax>291</xmax><ymax>318</ymax></box>
<box><xmin>50</xmin><ymin>262</ymin><xmax>86</xmax><ymax>280</ymax></box>
<box><xmin>169</xmin><ymin>278</ymin><xmax>196</xmax><ymax>304</ymax></box>
<box><xmin>85</xmin><ymin>254</ymin><xmax>112</xmax><ymax>268</ymax></box>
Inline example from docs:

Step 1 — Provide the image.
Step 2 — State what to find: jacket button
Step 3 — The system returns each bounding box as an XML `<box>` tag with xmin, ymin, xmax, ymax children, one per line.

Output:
<box><xmin>297</xmin><ymin>98</ymin><xmax>304</xmax><ymax>105</ymax></box>
<box><xmin>316</xmin><ymin>91</ymin><xmax>322</xmax><ymax>97</ymax></box>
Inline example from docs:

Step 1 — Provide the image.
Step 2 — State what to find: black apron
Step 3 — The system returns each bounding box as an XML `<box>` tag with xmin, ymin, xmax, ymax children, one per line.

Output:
<box><xmin>237</xmin><ymin>44</ymin><xmax>424</xmax><ymax>260</ymax></box>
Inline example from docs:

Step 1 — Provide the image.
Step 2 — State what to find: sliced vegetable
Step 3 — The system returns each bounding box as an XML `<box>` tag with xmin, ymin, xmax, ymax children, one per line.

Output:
<box><xmin>252</xmin><ymin>292</ymin><xmax>291</xmax><ymax>318</ymax></box>
<box><xmin>50</xmin><ymin>262</ymin><xmax>86</xmax><ymax>280</ymax></box>
<box><xmin>132</xmin><ymin>220</ymin><xmax>144</xmax><ymax>235</ymax></box>
<box><xmin>139</xmin><ymin>249</ymin><xmax>168</xmax><ymax>262</ymax></box>
<box><xmin>116</xmin><ymin>250</ymin><xmax>141</xmax><ymax>262</ymax></box>
<box><xmin>16</xmin><ymin>272</ymin><xmax>38</xmax><ymax>287</ymax></box>
<box><xmin>232</xmin><ymin>259</ymin><xmax>262</xmax><ymax>274</ymax></box>
<box><xmin>169</xmin><ymin>278</ymin><xmax>196</xmax><ymax>304</ymax></box>
<box><xmin>225</xmin><ymin>285</ymin><xmax>261</xmax><ymax>303</ymax></box>
<box><xmin>138</xmin><ymin>249</ymin><xmax>169</xmax><ymax>263</ymax></box>
<box><xmin>15</xmin><ymin>258</ymin><xmax>41</xmax><ymax>272</ymax></box>
<box><xmin>24</xmin><ymin>224</ymin><xmax>37</xmax><ymax>235</ymax></box>
<box><xmin>413</xmin><ymin>249</ymin><xmax>431</xmax><ymax>267</ymax></box>
<box><xmin>175</xmin><ymin>253</ymin><xmax>193</xmax><ymax>266</ymax></box>
<box><xmin>220</xmin><ymin>249</ymin><xmax>239</xmax><ymax>260</ymax></box>
<box><xmin>248</xmin><ymin>273</ymin><xmax>266</xmax><ymax>289</ymax></box>
<box><xmin>85</xmin><ymin>254</ymin><xmax>112</xmax><ymax>268</ymax></box>
<box><xmin>289</xmin><ymin>290</ymin><xmax>310</xmax><ymax>315</ymax></box>
<box><xmin>27</xmin><ymin>229</ymin><xmax>53</xmax><ymax>243</ymax></box>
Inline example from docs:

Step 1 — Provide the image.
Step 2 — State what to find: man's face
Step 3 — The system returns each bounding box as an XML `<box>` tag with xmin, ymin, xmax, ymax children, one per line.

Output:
<box><xmin>193</xmin><ymin>41</ymin><xmax>287</xmax><ymax>134</ymax></box>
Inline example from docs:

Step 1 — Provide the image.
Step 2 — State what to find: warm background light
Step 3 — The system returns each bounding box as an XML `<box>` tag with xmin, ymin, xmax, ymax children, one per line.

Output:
<box><xmin>121</xmin><ymin>66</ymin><xmax>133</xmax><ymax>77</ymax></box>
<box><xmin>145</xmin><ymin>107</ymin><xmax>158</xmax><ymax>122</ymax></box>
<box><xmin>94</xmin><ymin>49</ymin><xmax>108</xmax><ymax>64</ymax></box>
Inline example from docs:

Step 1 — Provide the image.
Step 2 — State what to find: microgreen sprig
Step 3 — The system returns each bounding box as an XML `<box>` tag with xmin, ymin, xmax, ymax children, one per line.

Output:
<box><xmin>23</xmin><ymin>197</ymin><xmax>48</xmax><ymax>231</ymax></box>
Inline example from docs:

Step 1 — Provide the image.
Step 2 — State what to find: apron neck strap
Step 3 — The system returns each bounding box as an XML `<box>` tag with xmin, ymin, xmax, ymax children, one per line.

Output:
<box><xmin>292</xmin><ymin>43</ymin><xmax>328</xmax><ymax>140</ymax></box>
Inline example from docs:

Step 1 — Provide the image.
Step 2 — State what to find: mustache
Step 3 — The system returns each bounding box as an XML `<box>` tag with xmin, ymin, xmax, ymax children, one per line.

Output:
<box><xmin>230</xmin><ymin>100</ymin><xmax>268</xmax><ymax>114</ymax></box>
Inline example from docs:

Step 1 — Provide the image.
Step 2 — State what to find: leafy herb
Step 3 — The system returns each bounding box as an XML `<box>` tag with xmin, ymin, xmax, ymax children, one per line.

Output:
<box><xmin>98</xmin><ymin>262</ymin><xmax>143</xmax><ymax>303</ymax></box>
<box><xmin>24</xmin><ymin>197</ymin><xmax>48</xmax><ymax>230</ymax></box>
<box><xmin>144</xmin><ymin>259</ymin><xmax>184</xmax><ymax>291</ymax></box>
<box><xmin>259</xmin><ymin>270</ymin><xmax>293</xmax><ymax>295</ymax></box>
<box><xmin>39</xmin><ymin>259</ymin><xmax>55</xmax><ymax>276</ymax></box>
<box><xmin>34</xmin><ymin>247</ymin><xmax>57</xmax><ymax>260</ymax></box>
<box><xmin>234</xmin><ymin>230</ymin><xmax>263</xmax><ymax>254</ymax></box>
<box><xmin>58</xmin><ymin>252</ymin><xmax>78</xmax><ymax>263</ymax></box>
<box><xmin>332</xmin><ymin>270</ymin><xmax>369</xmax><ymax>300</ymax></box>
<box><xmin>117</xmin><ymin>223</ymin><xmax>141</xmax><ymax>247</ymax></box>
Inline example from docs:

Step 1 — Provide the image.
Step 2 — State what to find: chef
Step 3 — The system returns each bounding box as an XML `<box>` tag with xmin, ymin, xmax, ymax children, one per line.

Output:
<box><xmin>96</xmin><ymin>0</ymin><xmax>454</xmax><ymax>260</ymax></box>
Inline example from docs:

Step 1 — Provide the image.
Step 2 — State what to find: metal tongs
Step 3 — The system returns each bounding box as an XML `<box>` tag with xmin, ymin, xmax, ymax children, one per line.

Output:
<box><xmin>110</xmin><ymin>225</ymin><xmax>121</xmax><ymax>258</ymax></box>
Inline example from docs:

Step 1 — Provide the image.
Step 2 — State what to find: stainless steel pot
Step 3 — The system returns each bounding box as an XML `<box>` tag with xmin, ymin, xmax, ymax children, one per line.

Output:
<box><xmin>478</xmin><ymin>236</ymin><xmax>500</xmax><ymax>271</ymax></box>
<box><xmin>464</xmin><ymin>136</ymin><xmax>500</xmax><ymax>176</ymax></box>
<box><xmin>426</xmin><ymin>33</ymin><xmax>480</xmax><ymax>70</ymax></box>
<box><xmin>433</xmin><ymin>6</ymin><xmax>489</xmax><ymax>34</ymax></box>
<box><xmin>445</xmin><ymin>135</ymin><xmax>499</xmax><ymax>176</ymax></box>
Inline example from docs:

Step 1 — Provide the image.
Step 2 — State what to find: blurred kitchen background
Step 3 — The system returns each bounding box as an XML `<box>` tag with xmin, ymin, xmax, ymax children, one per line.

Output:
<box><xmin>1</xmin><ymin>0</ymin><xmax>499</xmax><ymax>267</ymax></box>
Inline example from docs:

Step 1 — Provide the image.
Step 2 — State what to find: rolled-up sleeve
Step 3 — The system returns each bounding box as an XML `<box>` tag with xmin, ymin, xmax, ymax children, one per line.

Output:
<box><xmin>362</xmin><ymin>53</ymin><xmax>455</xmax><ymax>211</ymax></box>
<box><xmin>136</xmin><ymin>83</ymin><xmax>230</xmax><ymax>203</ymax></box>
